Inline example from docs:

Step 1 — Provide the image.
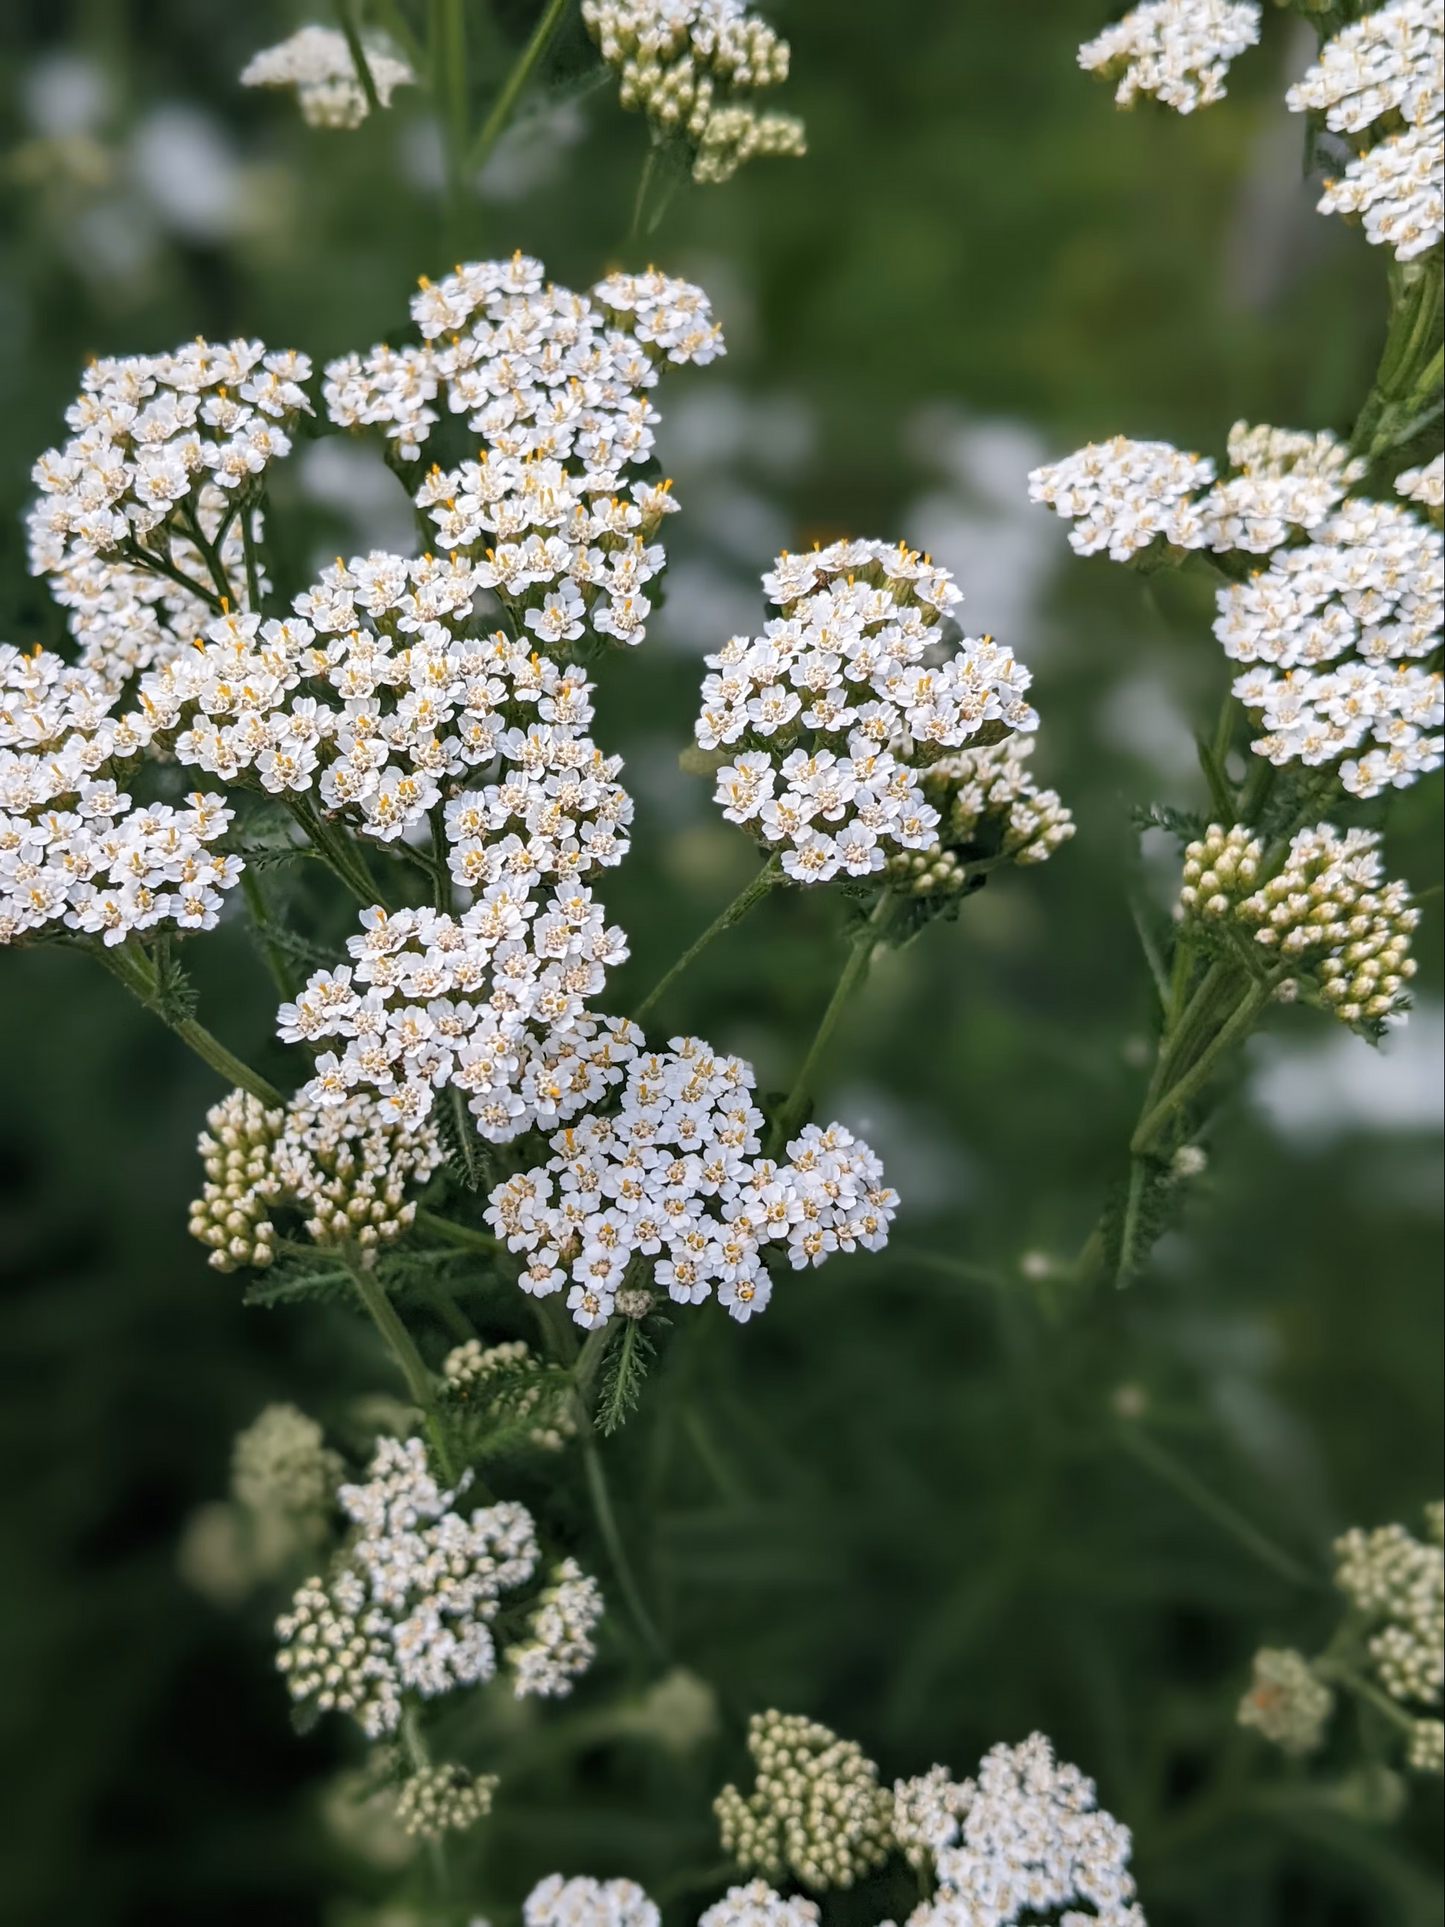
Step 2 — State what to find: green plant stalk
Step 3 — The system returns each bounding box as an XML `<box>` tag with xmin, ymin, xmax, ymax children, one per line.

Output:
<box><xmin>468</xmin><ymin>0</ymin><xmax>573</xmax><ymax>173</ymax></box>
<box><xmin>399</xmin><ymin>1703</ymin><xmax>451</xmax><ymax>1895</ymax></box>
<box><xmin>240</xmin><ymin>497</ymin><xmax>265</xmax><ymax>616</ymax></box>
<box><xmin>414</xmin><ymin>1207</ymin><xmax>506</xmax><ymax>1257</ymax></box>
<box><xmin>1316</xmin><ymin>1661</ymin><xmax>1420</xmax><ymax>1737</ymax></box>
<box><xmin>1130</xmin><ymin>973</ymin><xmax>1280</xmax><ymax>1156</ymax></box>
<box><xmin>1116</xmin><ymin>1421</ymin><xmax>1321</xmax><ymax>1587</ymax></box>
<box><xmin>119</xmin><ymin>537</ymin><xmax>224</xmax><ymax>613</ymax></box>
<box><xmin>436</xmin><ymin>0</ymin><xmax>470</xmax><ymax>199</ymax></box>
<box><xmin>769</xmin><ymin>891</ymin><xmax>898</xmax><ymax>1153</ymax></box>
<box><xmin>335</xmin><ymin>0</ymin><xmax>383</xmax><ymax>115</ymax></box>
<box><xmin>371</xmin><ymin>0</ymin><xmax>424</xmax><ymax>69</ymax></box>
<box><xmin>630</xmin><ymin>135</ymin><xmax>664</xmax><ymax>242</ymax></box>
<box><xmin>343</xmin><ymin>1246</ymin><xmax>460</xmax><ymax>1485</ymax></box>
<box><xmin>240</xmin><ymin>868</ymin><xmax>296</xmax><ymax>1000</ymax></box>
<box><xmin>1352</xmin><ymin>254</ymin><xmax>1444</xmax><ymax>459</ymax></box>
<box><xmin>282</xmin><ymin>796</ymin><xmax>384</xmax><ymax>909</ymax></box>
<box><xmin>579</xmin><ymin>1420</ymin><xmax>668</xmax><ymax>1661</ymax></box>
<box><xmin>630</xmin><ymin>856</ymin><xmax>782</xmax><ymax>1024</ymax></box>
<box><xmin>93</xmin><ymin>941</ymin><xmax>285</xmax><ymax>1106</ymax></box>
<box><xmin>180</xmin><ymin>501</ymin><xmax>237</xmax><ymax>604</ymax></box>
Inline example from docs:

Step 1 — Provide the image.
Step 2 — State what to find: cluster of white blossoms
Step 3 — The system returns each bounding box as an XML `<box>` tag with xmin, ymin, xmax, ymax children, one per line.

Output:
<box><xmin>1236</xmin><ymin>1647</ymin><xmax>1336</xmax><ymax>1757</ymax></box>
<box><xmin>524</xmin><ymin>1876</ymin><xmax>659</xmax><ymax>1927</ymax></box>
<box><xmin>1</xmin><ymin>642</ymin><xmax>243</xmax><ymax>947</ymax></box>
<box><xmin>274</xmin><ymin>1436</ymin><xmax>599</xmax><ymax>1737</ymax></box>
<box><xmin>485</xmin><ymin>1036</ymin><xmax>897</xmax><ymax>1329</ymax></box>
<box><xmin>1178</xmin><ymin>823</ymin><xmax>1419</xmax><ymax>1025</ymax></box>
<box><xmin>1397</xmin><ymin>453</ymin><xmax>1445</xmax><ymax>510</ymax></box>
<box><xmin>27</xmin><ymin>339</ymin><xmax>311</xmax><ymax>676</ymax></box>
<box><xmin>890</xmin><ymin>737</ymin><xmax>1075</xmax><ymax>897</ymax></box>
<box><xmin>392</xmin><ymin>1760</ymin><xmax>497</xmax><ymax>1840</ymax></box>
<box><xmin>1030</xmin><ymin>428</ymin><xmax>1444</xmax><ymax>797</ymax></box>
<box><xmin>277</xmin><ymin>894</ymin><xmax>630</xmax><ymax>1140</ymax></box>
<box><xmin>700</xmin><ymin>541</ymin><xmax>1039</xmax><ymax>885</ymax></box>
<box><xmin>1335</xmin><ymin>1503</ymin><xmax>1444</xmax><ymax>1713</ymax></box>
<box><xmin>582</xmin><ymin>0</ymin><xmax>805</xmax><ymax>183</ymax></box>
<box><xmin>893</xmin><ymin>1735</ymin><xmax>1145</xmax><ymax>1927</ymax></box>
<box><xmin>187</xmin><ymin>1085</ymin><xmax>443</xmax><ymax>1270</ymax></box>
<box><xmin>504</xmin><ymin>1557</ymin><xmax>605</xmax><ymax>1697</ymax></box>
<box><xmin>1078</xmin><ymin>0</ymin><xmax>1260</xmax><ymax>114</ymax></box>
<box><xmin>699</xmin><ymin>1883</ymin><xmax>820</xmax><ymax>1927</ymax></box>
<box><xmin>442</xmin><ymin>1338</ymin><xmax>574</xmax><ymax>1451</ymax></box>
<box><xmin>1287</xmin><ymin>0</ymin><xmax>1443</xmax><ymax>261</ymax></box>
<box><xmin>714</xmin><ymin>1711</ymin><xmax>894</xmax><ymax>1888</ymax></box>
<box><xmin>240</xmin><ymin>25</ymin><xmax>416</xmax><ymax>130</ymax></box>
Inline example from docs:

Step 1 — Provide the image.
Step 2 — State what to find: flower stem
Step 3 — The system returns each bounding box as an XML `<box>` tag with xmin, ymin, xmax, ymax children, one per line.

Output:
<box><xmin>335</xmin><ymin>0</ymin><xmax>383</xmax><ymax>116</ymax></box>
<box><xmin>769</xmin><ymin>892</ymin><xmax>897</xmax><ymax>1154</ymax></box>
<box><xmin>414</xmin><ymin>1208</ymin><xmax>507</xmax><ymax>1258</ymax></box>
<box><xmin>92</xmin><ymin>941</ymin><xmax>285</xmax><ymax>1106</ymax></box>
<box><xmin>342</xmin><ymin>1246</ymin><xmax>459</xmax><ymax>1485</ymax></box>
<box><xmin>468</xmin><ymin>0</ymin><xmax>572</xmax><ymax>174</ymax></box>
<box><xmin>1130</xmin><ymin>973</ymin><xmax>1278</xmax><ymax>1156</ymax></box>
<box><xmin>630</xmin><ymin>856</ymin><xmax>782</xmax><ymax>1025</ymax></box>
<box><xmin>580</xmin><ymin>1421</ymin><xmax>668</xmax><ymax>1662</ymax></box>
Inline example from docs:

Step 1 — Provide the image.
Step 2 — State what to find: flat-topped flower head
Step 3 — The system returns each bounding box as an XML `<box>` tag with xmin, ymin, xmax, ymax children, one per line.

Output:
<box><xmin>892</xmin><ymin>736</ymin><xmax>1074</xmax><ymax>898</ymax></box>
<box><xmin>1079</xmin><ymin>0</ymin><xmax>1260</xmax><ymax>113</ymax></box>
<box><xmin>583</xmin><ymin>0</ymin><xmax>805</xmax><ymax>183</ymax></box>
<box><xmin>393</xmin><ymin>1761</ymin><xmax>497</xmax><ymax>1840</ymax></box>
<box><xmin>505</xmin><ymin>1557</ymin><xmax>605</xmax><ymax>1697</ymax></box>
<box><xmin>241</xmin><ymin>26</ymin><xmax>416</xmax><ymax>129</ymax></box>
<box><xmin>0</xmin><ymin>642</ymin><xmax>242</xmax><ymax>949</ymax></box>
<box><xmin>714</xmin><ymin>1710</ymin><xmax>894</xmax><ymax>1888</ymax></box>
<box><xmin>1335</xmin><ymin>1503</ymin><xmax>1444</xmax><ymax>1710</ymax></box>
<box><xmin>187</xmin><ymin>1085</ymin><xmax>443</xmax><ymax>1270</ymax></box>
<box><xmin>485</xmin><ymin>1035</ymin><xmax>897</xmax><ymax>1327</ymax></box>
<box><xmin>699</xmin><ymin>540</ymin><xmax>1041</xmax><ymax>888</ymax></box>
<box><xmin>1288</xmin><ymin>1</ymin><xmax>1443</xmax><ymax>260</ymax></box>
<box><xmin>278</xmin><ymin>904</ymin><xmax>631</xmax><ymax>1142</ymax></box>
<box><xmin>27</xmin><ymin>338</ymin><xmax>311</xmax><ymax>683</ymax></box>
<box><xmin>1178</xmin><ymin>823</ymin><xmax>1419</xmax><ymax>1028</ymax></box>
<box><xmin>524</xmin><ymin>1874</ymin><xmax>659</xmax><ymax>1927</ymax></box>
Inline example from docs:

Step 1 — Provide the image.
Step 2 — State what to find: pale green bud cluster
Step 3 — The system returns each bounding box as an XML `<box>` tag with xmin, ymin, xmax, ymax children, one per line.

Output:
<box><xmin>1409</xmin><ymin>1719</ymin><xmax>1445</xmax><ymax>1774</ymax></box>
<box><xmin>714</xmin><ymin>1710</ymin><xmax>894</xmax><ymax>1888</ymax></box>
<box><xmin>582</xmin><ymin>0</ymin><xmax>805</xmax><ymax>184</ymax></box>
<box><xmin>393</xmin><ymin>1761</ymin><xmax>498</xmax><ymax>1840</ymax></box>
<box><xmin>441</xmin><ymin>1338</ymin><xmax>575</xmax><ymax>1452</ymax></box>
<box><xmin>1236</xmin><ymin>1647</ymin><xmax>1335</xmax><ymax>1756</ymax></box>
<box><xmin>233</xmin><ymin>1402</ymin><xmax>344</xmax><ymax>1520</ymax></box>
<box><xmin>1179</xmin><ymin>823</ymin><xmax>1419</xmax><ymax>1025</ymax></box>
<box><xmin>189</xmin><ymin>1087</ymin><xmax>443</xmax><ymax>1270</ymax></box>
<box><xmin>892</xmin><ymin>735</ymin><xmax>1075</xmax><ymax>896</ymax></box>
<box><xmin>1335</xmin><ymin>1506</ymin><xmax>1444</xmax><ymax>1712</ymax></box>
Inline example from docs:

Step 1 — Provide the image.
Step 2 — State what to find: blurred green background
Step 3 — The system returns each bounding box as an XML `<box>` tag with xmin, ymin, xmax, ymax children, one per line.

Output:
<box><xmin>0</xmin><ymin>1</ymin><xmax>1440</xmax><ymax>1922</ymax></box>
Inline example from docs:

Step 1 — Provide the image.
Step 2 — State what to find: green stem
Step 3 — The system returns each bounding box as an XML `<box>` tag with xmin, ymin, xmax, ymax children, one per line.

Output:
<box><xmin>92</xmin><ymin>942</ymin><xmax>285</xmax><ymax>1106</ymax></box>
<box><xmin>343</xmin><ymin>1247</ymin><xmax>458</xmax><ymax>1483</ymax></box>
<box><xmin>180</xmin><ymin>502</ymin><xmax>237</xmax><ymax>604</ymax></box>
<box><xmin>1130</xmin><ymin>974</ymin><xmax>1278</xmax><ymax>1155</ymax></box>
<box><xmin>371</xmin><ymin>0</ymin><xmax>425</xmax><ymax>69</ymax></box>
<box><xmin>468</xmin><ymin>0</ymin><xmax>572</xmax><ymax>173</ymax></box>
<box><xmin>1116</xmin><ymin>1422</ymin><xmax>1321</xmax><ymax>1587</ymax></box>
<box><xmin>580</xmin><ymin>1422</ymin><xmax>668</xmax><ymax>1662</ymax></box>
<box><xmin>630</xmin><ymin>138</ymin><xmax>662</xmax><ymax>242</ymax></box>
<box><xmin>240</xmin><ymin>499</ymin><xmax>265</xmax><ymax>617</ymax></box>
<box><xmin>436</xmin><ymin>0</ymin><xmax>469</xmax><ymax>200</ymax></box>
<box><xmin>769</xmin><ymin>892</ymin><xmax>898</xmax><ymax>1153</ymax></box>
<box><xmin>630</xmin><ymin>857</ymin><xmax>782</xmax><ymax>1025</ymax></box>
<box><xmin>119</xmin><ymin>538</ymin><xmax>223</xmax><ymax>613</ymax></box>
<box><xmin>1317</xmin><ymin>1661</ymin><xmax>1419</xmax><ymax>1737</ymax></box>
<box><xmin>336</xmin><ymin>0</ymin><xmax>383</xmax><ymax>116</ymax></box>
<box><xmin>414</xmin><ymin>1208</ymin><xmax>506</xmax><ymax>1258</ymax></box>
<box><xmin>283</xmin><ymin>796</ymin><xmax>385</xmax><ymax>909</ymax></box>
<box><xmin>241</xmin><ymin>868</ymin><xmax>295</xmax><ymax>1000</ymax></box>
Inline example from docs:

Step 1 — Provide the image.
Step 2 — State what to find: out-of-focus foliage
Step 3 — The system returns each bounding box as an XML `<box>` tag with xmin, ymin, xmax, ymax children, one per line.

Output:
<box><xmin>0</xmin><ymin>2</ymin><xmax>1439</xmax><ymax>1924</ymax></box>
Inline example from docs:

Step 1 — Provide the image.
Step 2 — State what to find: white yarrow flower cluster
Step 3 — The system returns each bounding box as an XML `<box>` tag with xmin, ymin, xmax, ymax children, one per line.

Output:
<box><xmin>393</xmin><ymin>1760</ymin><xmax>498</xmax><ymax>1839</ymax></box>
<box><xmin>187</xmin><ymin>1085</ymin><xmax>444</xmax><ymax>1270</ymax></box>
<box><xmin>27</xmin><ymin>338</ymin><xmax>311</xmax><ymax>676</ymax></box>
<box><xmin>275</xmin><ymin>1436</ymin><xmax>540</xmax><ymax>1737</ymax></box>
<box><xmin>1334</xmin><ymin>1504</ymin><xmax>1444</xmax><ymax>1711</ymax></box>
<box><xmin>700</xmin><ymin>540</ymin><xmax>1038</xmax><ymax>885</ymax></box>
<box><xmin>524</xmin><ymin>1875</ymin><xmax>659</xmax><ymax>1927</ymax></box>
<box><xmin>0</xmin><ymin>642</ymin><xmax>241</xmax><ymax>947</ymax></box>
<box><xmin>1287</xmin><ymin>0</ymin><xmax>1443</xmax><ymax>261</ymax></box>
<box><xmin>1397</xmin><ymin>453</ymin><xmax>1444</xmax><ymax>510</ymax></box>
<box><xmin>582</xmin><ymin>0</ymin><xmax>806</xmax><ymax>182</ymax></box>
<box><xmin>699</xmin><ymin>1883</ymin><xmax>821</xmax><ymax>1927</ymax></box>
<box><xmin>241</xmin><ymin>26</ymin><xmax>416</xmax><ymax>129</ymax></box>
<box><xmin>1236</xmin><ymin>1647</ymin><xmax>1335</xmax><ymax>1757</ymax></box>
<box><xmin>505</xmin><ymin>1557</ymin><xmax>605</xmax><ymax>1697</ymax></box>
<box><xmin>892</xmin><ymin>1765</ymin><xmax>975</xmax><ymax>1870</ymax></box>
<box><xmin>1078</xmin><ymin>0</ymin><xmax>1260</xmax><ymax>113</ymax></box>
<box><xmin>486</xmin><ymin>1036</ymin><xmax>897</xmax><ymax>1328</ymax></box>
<box><xmin>893</xmin><ymin>736</ymin><xmax>1075</xmax><ymax>897</ymax></box>
<box><xmin>903</xmin><ymin>1733</ymin><xmax>1145</xmax><ymax>1927</ymax></box>
<box><xmin>278</xmin><ymin>897</ymin><xmax>630</xmax><ymax>1141</ymax></box>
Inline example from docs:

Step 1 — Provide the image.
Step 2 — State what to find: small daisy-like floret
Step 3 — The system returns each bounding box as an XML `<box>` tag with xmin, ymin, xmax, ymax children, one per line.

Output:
<box><xmin>187</xmin><ymin>1086</ymin><xmax>442</xmax><ymax>1269</ymax></box>
<box><xmin>393</xmin><ymin>1761</ymin><xmax>498</xmax><ymax>1839</ymax></box>
<box><xmin>241</xmin><ymin>25</ymin><xmax>416</xmax><ymax>129</ymax></box>
<box><xmin>486</xmin><ymin>1037</ymin><xmax>897</xmax><ymax>1327</ymax></box>
<box><xmin>275</xmin><ymin>1436</ymin><xmax>542</xmax><ymax>1737</ymax></box>
<box><xmin>582</xmin><ymin>0</ymin><xmax>804</xmax><ymax>183</ymax></box>
<box><xmin>1079</xmin><ymin>0</ymin><xmax>1260</xmax><ymax>113</ymax></box>
<box><xmin>699</xmin><ymin>1883</ymin><xmax>820</xmax><ymax>1927</ymax></box>
<box><xmin>26</xmin><ymin>339</ymin><xmax>310</xmax><ymax>683</ymax></box>
<box><xmin>714</xmin><ymin>1710</ymin><xmax>894</xmax><ymax>1888</ymax></box>
<box><xmin>524</xmin><ymin>1874</ymin><xmax>659</xmax><ymax>1927</ymax></box>
<box><xmin>1334</xmin><ymin>1505</ymin><xmax>1444</xmax><ymax>1711</ymax></box>
<box><xmin>1397</xmin><ymin>454</ymin><xmax>1444</xmax><ymax>510</ymax></box>
<box><xmin>1237</xmin><ymin>1648</ymin><xmax>1335</xmax><ymax>1756</ymax></box>
<box><xmin>505</xmin><ymin>1557</ymin><xmax>605</xmax><ymax>1698</ymax></box>
<box><xmin>441</xmin><ymin>1338</ymin><xmax>575</xmax><ymax>1451</ymax></box>
<box><xmin>700</xmin><ymin>540</ymin><xmax>1043</xmax><ymax>886</ymax></box>
<box><xmin>278</xmin><ymin>901</ymin><xmax>632</xmax><ymax>1144</ymax></box>
<box><xmin>0</xmin><ymin>641</ymin><xmax>244</xmax><ymax>948</ymax></box>
<box><xmin>1178</xmin><ymin>823</ymin><xmax>1420</xmax><ymax>1029</ymax></box>
<box><xmin>1286</xmin><ymin>2</ymin><xmax>1443</xmax><ymax>260</ymax></box>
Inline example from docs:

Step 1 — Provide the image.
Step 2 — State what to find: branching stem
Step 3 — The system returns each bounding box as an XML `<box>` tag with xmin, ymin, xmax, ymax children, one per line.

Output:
<box><xmin>469</xmin><ymin>0</ymin><xmax>572</xmax><ymax>174</ymax></box>
<box><xmin>769</xmin><ymin>891</ymin><xmax>899</xmax><ymax>1153</ymax></box>
<box><xmin>630</xmin><ymin>856</ymin><xmax>782</xmax><ymax>1025</ymax></box>
<box><xmin>92</xmin><ymin>941</ymin><xmax>285</xmax><ymax>1105</ymax></box>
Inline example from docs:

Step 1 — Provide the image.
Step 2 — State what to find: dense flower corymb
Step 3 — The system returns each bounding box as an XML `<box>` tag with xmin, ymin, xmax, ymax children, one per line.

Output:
<box><xmin>1237</xmin><ymin>1647</ymin><xmax>1335</xmax><ymax>1756</ymax></box>
<box><xmin>1335</xmin><ymin>1503</ymin><xmax>1444</xmax><ymax>1711</ymax></box>
<box><xmin>485</xmin><ymin>1036</ymin><xmax>897</xmax><ymax>1327</ymax></box>
<box><xmin>241</xmin><ymin>26</ymin><xmax>416</xmax><ymax>129</ymax></box>
<box><xmin>1078</xmin><ymin>0</ymin><xmax>1261</xmax><ymax>113</ymax></box>
<box><xmin>714</xmin><ymin>1710</ymin><xmax>894</xmax><ymax>1888</ymax></box>
<box><xmin>523</xmin><ymin>1874</ymin><xmax>659</xmax><ymax>1927</ymax></box>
